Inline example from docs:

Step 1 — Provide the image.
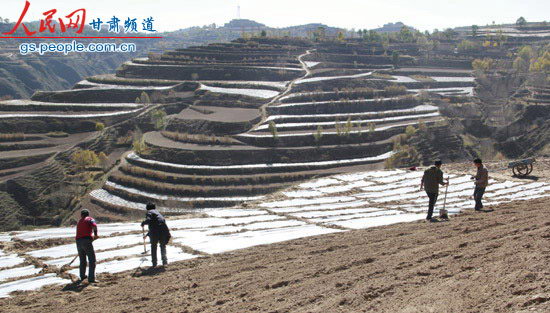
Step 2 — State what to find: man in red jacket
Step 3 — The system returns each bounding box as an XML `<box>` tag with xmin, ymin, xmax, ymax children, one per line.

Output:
<box><xmin>76</xmin><ymin>209</ymin><xmax>98</xmax><ymax>283</ymax></box>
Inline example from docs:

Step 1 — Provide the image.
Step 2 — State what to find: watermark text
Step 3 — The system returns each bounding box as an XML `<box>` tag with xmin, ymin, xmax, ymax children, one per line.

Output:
<box><xmin>19</xmin><ymin>40</ymin><xmax>136</xmax><ymax>55</ymax></box>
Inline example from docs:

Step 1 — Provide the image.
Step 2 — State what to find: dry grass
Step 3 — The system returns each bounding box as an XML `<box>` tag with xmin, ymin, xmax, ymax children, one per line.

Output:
<box><xmin>371</xmin><ymin>72</ymin><xmax>394</xmax><ymax>80</ymax></box>
<box><xmin>120</xmin><ymin>164</ymin><xmax>313</xmax><ymax>185</ymax></box>
<box><xmin>383</xmin><ymin>85</ymin><xmax>408</xmax><ymax>96</ymax></box>
<box><xmin>161</xmin><ymin>131</ymin><xmax>235</xmax><ymax>145</ymax></box>
<box><xmin>283</xmin><ymin>87</ymin><xmax>408</xmax><ymax>104</ymax></box>
<box><xmin>110</xmin><ymin>173</ymin><xmax>283</xmax><ymax>195</ymax></box>
<box><xmin>410</xmin><ymin>75</ymin><xmax>436</xmax><ymax>82</ymax></box>
<box><xmin>0</xmin><ymin>133</ymin><xmax>28</xmax><ymax>142</ymax></box>
<box><xmin>46</xmin><ymin>131</ymin><xmax>69</xmax><ymax>138</ymax></box>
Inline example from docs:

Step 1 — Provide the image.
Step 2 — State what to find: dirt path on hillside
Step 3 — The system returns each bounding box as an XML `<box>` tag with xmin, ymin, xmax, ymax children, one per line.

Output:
<box><xmin>245</xmin><ymin>49</ymin><xmax>315</xmax><ymax>134</ymax></box>
<box><xmin>2</xmin><ymin>197</ymin><xmax>548</xmax><ymax>313</ymax></box>
<box><xmin>269</xmin><ymin>49</ymin><xmax>315</xmax><ymax>103</ymax></box>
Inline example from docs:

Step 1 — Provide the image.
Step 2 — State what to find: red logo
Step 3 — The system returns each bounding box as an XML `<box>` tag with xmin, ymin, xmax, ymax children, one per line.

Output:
<box><xmin>2</xmin><ymin>1</ymin><xmax>161</xmax><ymax>39</ymax></box>
<box><xmin>3</xmin><ymin>1</ymin><xmax>86</xmax><ymax>36</ymax></box>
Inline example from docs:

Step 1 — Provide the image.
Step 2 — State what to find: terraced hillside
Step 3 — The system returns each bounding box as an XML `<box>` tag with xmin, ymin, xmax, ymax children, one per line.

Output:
<box><xmin>464</xmin><ymin>27</ymin><xmax>550</xmax><ymax>157</ymax></box>
<box><xmin>1</xmin><ymin>26</ymin><xmax>548</xmax><ymax>228</ymax></box>
<box><xmin>0</xmin><ymin>79</ymin><xmax>195</xmax><ymax>177</ymax></box>
<box><xmin>0</xmin><ymin>25</ymin><xmax>548</xmax><ymax>302</ymax></box>
<box><xmin>0</xmin><ymin>66</ymin><xmax>198</xmax><ymax>228</ymax></box>
<box><xmin>85</xmin><ymin>37</ymin><xmax>477</xmax><ymax>217</ymax></box>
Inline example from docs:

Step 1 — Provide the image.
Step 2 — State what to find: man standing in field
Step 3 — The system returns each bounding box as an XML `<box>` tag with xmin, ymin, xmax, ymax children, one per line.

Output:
<box><xmin>142</xmin><ymin>203</ymin><xmax>171</xmax><ymax>267</ymax></box>
<box><xmin>472</xmin><ymin>158</ymin><xmax>489</xmax><ymax>211</ymax></box>
<box><xmin>76</xmin><ymin>209</ymin><xmax>98</xmax><ymax>283</ymax></box>
<box><xmin>420</xmin><ymin>160</ymin><xmax>448</xmax><ymax>221</ymax></box>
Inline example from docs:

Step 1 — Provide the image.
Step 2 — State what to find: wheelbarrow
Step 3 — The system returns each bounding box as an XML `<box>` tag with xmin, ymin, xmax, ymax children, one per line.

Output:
<box><xmin>508</xmin><ymin>158</ymin><xmax>536</xmax><ymax>177</ymax></box>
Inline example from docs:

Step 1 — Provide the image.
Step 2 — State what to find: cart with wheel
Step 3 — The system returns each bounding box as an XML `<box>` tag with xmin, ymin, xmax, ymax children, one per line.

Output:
<box><xmin>508</xmin><ymin>158</ymin><xmax>536</xmax><ymax>177</ymax></box>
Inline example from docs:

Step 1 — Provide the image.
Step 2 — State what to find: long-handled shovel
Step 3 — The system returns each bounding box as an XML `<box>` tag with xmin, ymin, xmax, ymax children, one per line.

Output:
<box><xmin>141</xmin><ymin>226</ymin><xmax>148</xmax><ymax>255</ymax></box>
<box><xmin>131</xmin><ymin>226</ymin><xmax>150</xmax><ymax>276</ymax></box>
<box><xmin>439</xmin><ymin>177</ymin><xmax>450</xmax><ymax>219</ymax></box>
<box><xmin>61</xmin><ymin>255</ymin><xmax>78</xmax><ymax>271</ymax></box>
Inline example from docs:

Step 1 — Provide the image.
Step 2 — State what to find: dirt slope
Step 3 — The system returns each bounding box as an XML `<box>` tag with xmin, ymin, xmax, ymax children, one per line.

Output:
<box><xmin>1</xmin><ymin>198</ymin><xmax>549</xmax><ymax>313</ymax></box>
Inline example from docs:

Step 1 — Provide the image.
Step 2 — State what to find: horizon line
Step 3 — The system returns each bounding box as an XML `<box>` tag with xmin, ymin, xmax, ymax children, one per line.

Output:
<box><xmin>0</xmin><ymin>36</ymin><xmax>164</xmax><ymax>39</ymax></box>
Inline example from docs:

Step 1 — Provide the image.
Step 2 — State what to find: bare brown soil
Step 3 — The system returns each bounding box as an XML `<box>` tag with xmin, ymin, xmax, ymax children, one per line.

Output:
<box><xmin>1</xmin><ymin>197</ymin><xmax>548</xmax><ymax>313</ymax></box>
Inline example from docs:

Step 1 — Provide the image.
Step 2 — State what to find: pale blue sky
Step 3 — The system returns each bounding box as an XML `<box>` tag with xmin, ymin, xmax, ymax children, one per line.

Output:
<box><xmin>2</xmin><ymin>0</ymin><xmax>549</xmax><ymax>32</ymax></box>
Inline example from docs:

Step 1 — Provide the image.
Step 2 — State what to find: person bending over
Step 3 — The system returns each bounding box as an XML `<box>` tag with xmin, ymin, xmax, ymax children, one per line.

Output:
<box><xmin>420</xmin><ymin>160</ymin><xmax>448</xmax><ymax>221</ymax></box>
<box><xmin>141</xmin><ymin>203</ymin><xmax>171</xmax><ymax>267</ymax></box>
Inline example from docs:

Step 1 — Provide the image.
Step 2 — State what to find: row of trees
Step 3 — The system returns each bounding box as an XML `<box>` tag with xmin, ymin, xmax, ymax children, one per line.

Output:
<box><xmin>512</xmin><ymin>45</ymin><xmax>550</xmax><ymax>74</ymax></box>
<box><xmin>267</xmin><ymin>118</ymin><xmax>378</xmax><ymax>144</ymax></box>
<box><xmin>356</xmin><ymin>26</ymin><xmax>461</xmax><ymax>43</ymax></box>
<box><xmin>472</xmin><ymin>44</ymin><xmax>549</xmax><ymax>79</ymax></box>
<box><xmin>305</xmin><ymin>15</ymin><xmax>544</xmax><ymax>45</ymax></box>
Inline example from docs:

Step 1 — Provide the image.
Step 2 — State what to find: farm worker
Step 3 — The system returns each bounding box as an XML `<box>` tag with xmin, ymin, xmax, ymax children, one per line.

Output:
<box><xmin>141</xmin><ymin>203</ymin><xmax>171</xmax><ymax>267</ymax></box>
<box><xmin>420</xmin><ymin>160</ymin><xmax>448</xmax><ymax>221</ymax></box>
<box><xmin>471</xmin><ymin>158</ymin><xmax>489</xmax><ymax>211</ymax></box>
<box><xmin>76</xmin><ymin>209</ymin><xmax>98</xmax><ymax>283</ymax></box>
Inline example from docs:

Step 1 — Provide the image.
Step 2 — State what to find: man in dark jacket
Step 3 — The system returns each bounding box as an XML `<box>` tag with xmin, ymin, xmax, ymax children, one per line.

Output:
<box><xmin>420</xmin><ymin>160</ymin><xmax>448</xmax><ymax>221</ymax></box>
<box><xmin>76</xmin><ymin>209</ymin><xmax>98</xmax><ymax>283</ymax></box>
<box><xmin>141</xmin><ymin>203</ymin><xmax>171</xmax><ymax>267</ymax></box>
<box><xmin>472</xmin><ymin>158</ymin><xmax>489</xmax><ymax>211</ymax></box>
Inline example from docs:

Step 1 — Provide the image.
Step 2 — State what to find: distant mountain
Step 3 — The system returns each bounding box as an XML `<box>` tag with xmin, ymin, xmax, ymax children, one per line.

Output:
<box><xmin>214</xmin><ymin>20</ymin><xmax>344</xmax><ymax>37</ymax></box>
<box><xmin>281</xmin><ymin>23</ymin><xmax>345</xmax><ymax>37</ymax></box>
<box><xmin>372</xmin><ymin>22</ymin><xmax>416</xmax><ymax>33</ymax></box>
<box><xmin>0</xmin><ymin>52</ymin><xmax>135</xmax><ymax>99</ymax></box>
<box><xmin>223</xmin><ymin>19</ymin><xmax>267</xmax><ymax>30</ymax></box>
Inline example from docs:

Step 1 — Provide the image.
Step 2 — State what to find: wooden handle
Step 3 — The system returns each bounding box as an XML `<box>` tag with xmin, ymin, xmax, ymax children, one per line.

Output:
<box><xmin>68</xmin><ymin>255</ymin><xmax>78</xmax><ymax>266</ymax></box>
<box><xmin>141</xmin><ymin>226</ymin><xmax>147</xmax><ymax>253</ymax></box>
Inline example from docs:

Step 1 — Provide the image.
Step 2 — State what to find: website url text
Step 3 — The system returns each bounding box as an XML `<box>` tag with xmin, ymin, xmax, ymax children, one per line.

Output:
<box><xmin>19</xmin><ymin>40</ymin><xmax>137</xmax><ymax>55</ymax></box>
